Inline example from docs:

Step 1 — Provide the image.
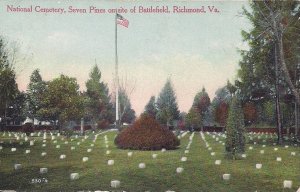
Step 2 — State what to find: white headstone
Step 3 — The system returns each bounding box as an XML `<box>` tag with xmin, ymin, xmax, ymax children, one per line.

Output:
<box><xmin>249</xmin><ymin>146</ymin><xmax>253</xmax><ymax>150</ymax></box>
<box><xmin>42</xmin><ymin>144</ymin><xmax>46</xmax><ymax>147</ymax></box>
<box><xmin>60</xmin><ymin>154</ymin><xmax>66</xmax><ymax>159</ymax></box>
<box><xmin>285</xmin><ymin>145</ymin><xmax>289</xmax><ymax>148</ymax></box>
<box><xmin>208</xmin><ymin>147</ymin><xmax>212</xmax><ymax>151</ymax></box>
<box><xmin>0</xmin><ymin>146</ymin><xmax>2</xmax><ymax>150</ymax></box>
<box><xmin>56</xmin><ymin>145</ymin><xmax>60</xmax><ymax>149</ymax></box>
<box><xmin>127</xmin><ymin>152</ymin><xmax>132</xmax><ymax>157</ymax></box>
<box><xmin>291</xmin><ymin>152</ymin><xmax>296</xmax><ymax>156</ymax></box>
<box><xmin>108</xmin><ymin>160</ymin><xmax>114</xmax><ymax>165</ymax></box>
<box><xmin>223</xmin><ymin>174</ymin><xmax>230</xmax><ymax>180</ymax></box>
<box><xmin>181</xmin><ymin>157</ymin><xmax>187</xmax><ymax>162</ymax></box>
<box><xmin>241</xmin><ymin>154</ymin><xmax>247</xmax><ymax>158</ymax></box>
<box><xmin>41</xmin><ymin>152</ymin><xmax>47</xmax><ymax>156</ymax></box>
<box><xmin>139</xmin><ymin>163</ymin><xmax>146</xmax><ymax>169</ymax></box>
<box><xmin>184</xmin><ymin>150</ymin><xmax>189</xmax><ymax>154</ymax></box>
<box><xmin>161</xmin><ymin>148</ymin><xmax>166</xmax><ymax>152</ymax></box>
<box><xmin>276</xmin><ymin>157</ymin><xmax>282</xmax><ymax>162</ymax></box>
<box><xmin>283</xmin><ymin>180</ymin><xmax>292</xmax><ymax>189</ymax></box>
<box><xmin>215</xmin><ymin>160</ymin><xmax>221</xmax><ymax>165</ymax></box>
<box><xmin>82</xmin><ymin>157</ymin><xmax>89</xmax><ymax>162</ymax></box>
<box><xmin>40</xmin><ymin>168</ymin><xmax>48</xmax><ymax>174</ymax></box>
<box><xmin>70</xmin><ymin>173</ymin><xmax>79</xmax><ymax>180</ymax></box>
<box><xmin>71</xmin><ymin>146</ymin><xmax>75</xmax><ymax>150</ymax></box>
<box><xmin>152</xmin><ymin>154</ymin><xmax>157</xmax><ymax>159</ymax></box>
<box><xmin>87</xmin><ymin>148</ymin><xmax>92</xmax><ymax>152</ymax></box>
<box><xmin>30</xmin><ymin>141</ymin><xmax>34</xmax><ymax>146</ymax></box>
<box><xmin>65</xmin><ymin>141</ymin><xmax>68</xmax><ymax>144</ymax></box>
<box><xmin>11</xmin><ymin>148</ymin><xmax>16</xmax><ymax>152</ymax></box>
<box><xmin>77</xmin><ymin>142</ymin><xmax>80</xmax><ymax>145</ymax></box>
<box><xmin>14</xmin><ymin>164</ymin><xmax>22</xmax><ymax>170</ymax></box>
<box><xmin>53</xmin><ymin>140</ymin><xmax>57</xmax><ymax>144</ymax></box>
<box><xmin>90</xmin><ymin>144</ymin><xmax>94</xmax><ymax>147</ymax></box>
<box><xmin>211</xmin><ymin>152</ymin><xmax>216</xmax><ymax>156</ymax></box>
<box><xmin>260</xmin><ymin>150</ymin><xmax>264</xmax><ymax>154</ymax></box>
<box><xmin>256</xmin><ymin>164</ymin><xmax>262</xmax><ymax>169</ymax></box>
<box><xmin>274</xmin><ymin>148</ymin><xmax>278</xmax><ymax>151</ymax></box>
<box><xmin>111</xmin><ymin>180</ymin><xmax>120</xmax><ymax>188</ymax></box>
<box><xmin>25</xmin><ymin>149</ymin><xmax>30</xmax><ymax>154</ymax></box>
<box><xmin>106</xmin><ymin>150</ymin><xmax>111</xmax><ymax>155</ymax></box>
<box><xmin>176</xmin><ymin>167</ymin><xmax>184</xmax><ymax>173</ymax></box>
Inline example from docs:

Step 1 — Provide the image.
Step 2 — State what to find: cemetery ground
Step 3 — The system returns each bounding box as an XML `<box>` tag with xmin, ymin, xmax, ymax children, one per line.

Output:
<box><xmin>0</xmin><ymin>130</ymin><xmax>299</xmax><ymax>191</ymax></box>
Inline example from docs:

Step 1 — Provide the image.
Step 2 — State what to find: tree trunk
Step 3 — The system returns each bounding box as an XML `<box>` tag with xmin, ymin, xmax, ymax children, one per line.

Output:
<box><xmin>274</xmin><ymin>44</ymin><xmax>283</xmax><ymax>145</ymax></box>
<box><xmin>278</xmin><ymin>33</ymin><xmax>300</xmax><ymax>106</ymax></box>
<box><xmin>295</xmin><ymin>102</ymin><xmax>299</xmax><ymax>140</ymax></box>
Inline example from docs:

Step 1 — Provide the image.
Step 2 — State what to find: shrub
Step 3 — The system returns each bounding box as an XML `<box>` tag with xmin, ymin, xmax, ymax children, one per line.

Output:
<box><xmin>115</xmin><ymin>114</ymin><xmax>180</xmax><ymax>150</ymax></box>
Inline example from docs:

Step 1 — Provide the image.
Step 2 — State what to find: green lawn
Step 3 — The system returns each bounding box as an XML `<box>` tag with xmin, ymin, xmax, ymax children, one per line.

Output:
<box><xmin>0</xmin><ymin>130</ymin><xmax>299</xmax><ymax>191</ymax></box>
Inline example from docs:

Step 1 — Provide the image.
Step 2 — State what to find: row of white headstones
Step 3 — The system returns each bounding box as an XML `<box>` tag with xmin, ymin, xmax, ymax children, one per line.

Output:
<box><xmin>1</xmin><ymin>130</ymin><xmax>189</xmax><ymax>190</ymax></box>
<box><xmin>1</xmin><ymin>130</ymin><xmax>299</xmax><ymax>191</ymax></box>
<box><xmin>201</xmin><ymin>131</ymin><xmax>299</xmax><ymax>191</ymax></box>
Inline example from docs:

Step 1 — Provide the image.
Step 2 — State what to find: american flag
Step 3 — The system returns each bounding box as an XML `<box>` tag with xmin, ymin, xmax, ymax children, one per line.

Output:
<box><xmin>116</xmin><ymin>14</ymin><xmax>129</xmax><ymax>28</ymax></box>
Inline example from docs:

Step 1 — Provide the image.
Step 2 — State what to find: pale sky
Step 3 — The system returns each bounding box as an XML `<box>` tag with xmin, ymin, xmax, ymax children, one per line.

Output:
<box><xmin>0</xmin><ymin>0</ymin><xmax>251</xmax><ymax>115</ymax></box>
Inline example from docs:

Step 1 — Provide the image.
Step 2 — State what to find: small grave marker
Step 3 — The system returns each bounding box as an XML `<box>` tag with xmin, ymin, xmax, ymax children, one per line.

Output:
<box><xmin>108</xmin><ymin>160</ymin><xmax>114</xmax><ymax>165</ymax></box>
<box><xmin>14</xmin><ymin>164</ymin><xmax>22</xmax><ymax>170</ymax></box>
<box><xmin>70</xmin><ymin>173</ymin><xmax>79</xmax><ymax>180</ymax></box>
<box><xmin>111</xmin><ymin>180</ymin><xmax>120</xmax><ymax>188</ymax></box>
<box><xmin>283</xmin><ymin>180</ymin><xmax>292</xmax><ymax>189</ymax></box>
<box><xmin>82</xmin><ymin>157</ymin><xmax>88</xmax><ymax>162</ymax></box>
<box><xmin>223</xmin><ymin>174</ymin><xmax>230</xmax><ymax>180</ymax></box>
<box><xmin>176</xmin><ymin>167</ymin><xmax>184</xmax><ymax>173</ymax></box>
<box><xmin>181</xmin><ymin>157</ymin><xmax>187</xmax><ymax>162</ymax></box>
<box><xmin>40</xmin><ymin>168</ymin><xmax>48</xmax><ymax>174</ymax></box>
<box><xmin>256</xmin><ymin>164</ymin><xmax>262</xmax><ymax>169</ymax></box>
<box><xmin>139</xmin><ymin>163</ymin><xmax>146</xmax><ymax>169</ymax></box>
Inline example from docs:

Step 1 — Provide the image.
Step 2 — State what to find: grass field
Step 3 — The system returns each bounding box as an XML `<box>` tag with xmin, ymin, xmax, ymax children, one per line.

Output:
<box><xmin>0</xmin><ymin>130</ymin><xmax>299</xmax><ymax>191</ymax></box>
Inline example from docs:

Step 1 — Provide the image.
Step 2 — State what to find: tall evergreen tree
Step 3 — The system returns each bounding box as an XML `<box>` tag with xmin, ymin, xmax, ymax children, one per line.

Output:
<box><xmin>225</xmin><ymin>96</ymin><xmax>246</xmax><ymax>159</ymax></box>
<box><xmin>85</xmin><ymin>65</ymin><xmax>113</xmax><ymax>128</ymax></box>
<box><xmin>26</xmin><ymin>69</ymin><xmax>47</xmax><ymax>123</ymax></box>
<box><xmin>156</xmin><ymin>79</ymin><xmax>180</xmax><ymax>128</ymax></box>
<box><xmin>117</xmin><ymin>88</ymin><xmax>136</xmax><ymax>124</ymax></box>
<box><xmin>143</xmin><ymin>96</ymin><xmax>157</xmax><ymax>118</ymax></box>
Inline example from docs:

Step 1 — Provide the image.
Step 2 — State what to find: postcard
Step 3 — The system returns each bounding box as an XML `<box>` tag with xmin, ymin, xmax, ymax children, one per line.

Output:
<box><xmin>0</xmin><ymin>0</ymin><xmax>299</xmax><ymax>191</ymax></box>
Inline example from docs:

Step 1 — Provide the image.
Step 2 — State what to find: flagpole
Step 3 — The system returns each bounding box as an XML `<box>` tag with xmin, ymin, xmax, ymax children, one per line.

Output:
<box><xmin>115</xmin><ymin>13</ymin><xmax>119</xmax><ymax>129</ymax></box>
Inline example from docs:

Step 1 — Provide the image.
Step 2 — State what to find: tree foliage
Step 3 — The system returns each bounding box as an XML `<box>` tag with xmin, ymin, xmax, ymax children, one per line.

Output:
<box><xmin>185</xmin><ymin>107</ymin><xmax>202</xmax><ymax>131</ymax></box>
<box><xmin>37</xmin><ymin>75</ymin><xmax>84</xmax><ymax>129</ymax></box>
<box><xmin>0</xmin><ymin>37</ymin><xmax>18</xmax><ymax>124</ymax></box>
<box><xmin>26</xmin><ymin>69</ymin><xmax>47</xmax><ymax>123</ymax></box>
<box><xmin>156</xmin><ymin>79</ymin><xmax>180</xmax><ymax>127</ymax></box>
<box><xmin>143</xmin><ymin>96</ymin><xmax>157</xmax><ymax>118</ymax></box>
<box><xmin>225</xmin><ymin>96</ymin><xmax>246</xmax><ymax>159</ymax></box>
<box><xmin>85</xmin><ymin>65</ymin><xmax>113</xmax><ymax>128</ymax></box>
